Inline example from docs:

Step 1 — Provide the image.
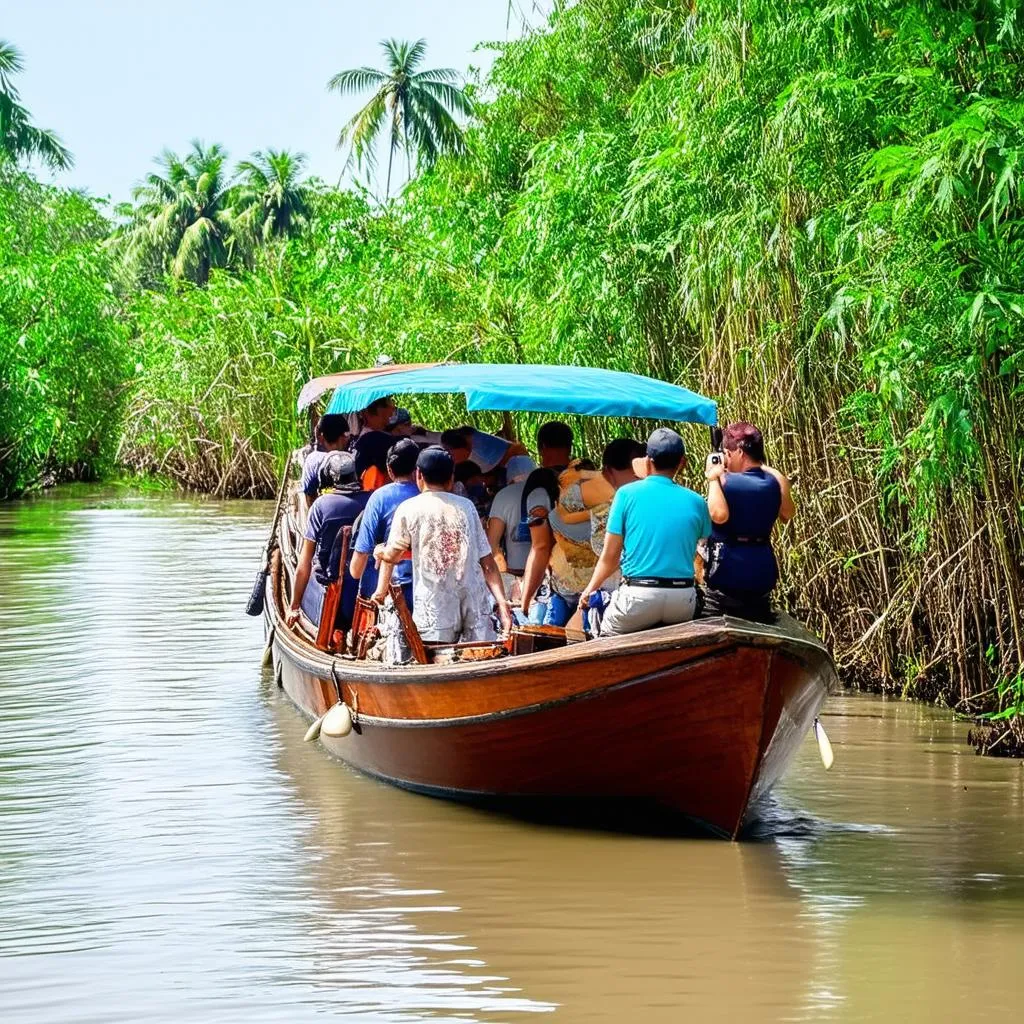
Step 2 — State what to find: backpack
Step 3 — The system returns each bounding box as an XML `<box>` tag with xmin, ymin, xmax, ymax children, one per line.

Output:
<box><xmin>514</xmin><ymin>466</ymin><xmax>562</xmax><ymax>542</ymax></box>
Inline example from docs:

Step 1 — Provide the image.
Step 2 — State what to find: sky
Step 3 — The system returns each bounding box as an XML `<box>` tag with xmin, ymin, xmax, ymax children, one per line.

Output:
<box><xmin>5</xmin><ymin>0</ymin><xmax>537</xmax><ymax>205</ymax></box>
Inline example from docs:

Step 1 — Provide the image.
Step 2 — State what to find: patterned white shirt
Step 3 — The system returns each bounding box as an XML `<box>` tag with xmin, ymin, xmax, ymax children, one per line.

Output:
<box><xmin>387</xmin><ymin>490</ymin><xmax>495</xmax><ymax>643</ymax></box>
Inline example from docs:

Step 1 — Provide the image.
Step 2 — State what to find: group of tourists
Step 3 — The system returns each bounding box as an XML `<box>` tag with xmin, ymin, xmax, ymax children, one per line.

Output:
<box><xmin>285</xmin><ymin>393</ymin><xmax>794</xmax><ymax>655</ymax></box>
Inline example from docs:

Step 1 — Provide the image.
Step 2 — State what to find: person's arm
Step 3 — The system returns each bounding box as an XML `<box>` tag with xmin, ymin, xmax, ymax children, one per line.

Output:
<box><xmin>480</xmin><ymin>553</ymin><xmax>513</xmax><ymax>635</ymax></box>
<box><xmin>350</xmin><ymin>495</ymin><xmax>380</xmax><ymax>582</ymax></box>
<box><xmin>498</xmin><ymin>442</ymin><xmax>529</xmax><ymax>464</ymax></box>
<box><xmin>486</xmin><ymin>515</ymin><xmax>507</xmax><ymax>566</ymax></box>
<box><xmin>371</xmin><ymin>559</ymin><xmax>396</xmax><ymax>604</ymax></box>
<box><xmin>520</xmin><ymin>516</ymin><xmax>554</xmax><ymax>616</ymax></box>
<box><xmin>374</xmin><ymin>538</ymin><xmax>406</xmax><ymax>565</ymax></box>
<box><xmin>763</xmin><ymin>465</ymin><xmax>796</xmax><ymax>522</ymax></box>
<box><xmin>286</xmin><ymin>539</ymin><xmax>316</xmax><ymax>627</ymax></box>
<box><xmin>579</xmin><ymin>533</ymin><xmax>624</xmax><ymax>610</ymax></box>
<box><xmin>350</xmin><ymin>550</ymin><xmax>369</xmax><ymax>581</ymax></box>
<box><xmin>302</xmin><ymin>468</ymin><xmax>318</xmax><ymax>509</ymax></box>
<box><xmin>578</xmin><ymin>474</ymin><xmax>614</xmax><ymax>508</ymax></box>
<box><xmin>705</xmin><ymin>457</ymin><xmax>729</xmax><ymax>525</ymax></box>
<box><xmin>375</xmin><ymin>509</ymin><xmax>411</xmax><ymax>567</ymax></box>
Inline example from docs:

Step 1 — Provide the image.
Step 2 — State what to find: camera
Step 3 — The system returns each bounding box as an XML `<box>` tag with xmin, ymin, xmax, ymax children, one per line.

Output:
<box><xmin>708</xmin><ymin>426</ymin><xmax>724</xmax><ymax>467</ymax></box>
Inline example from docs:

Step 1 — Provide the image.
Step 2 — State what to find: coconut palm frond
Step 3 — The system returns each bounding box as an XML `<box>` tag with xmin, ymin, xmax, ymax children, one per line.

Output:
<box><xmin>338</xmin><ymin>91</ymin><xmax>388</xmax><ymax>174</ymax></box>
<box><xmin>411</xmin><ymin>66</ymin><xmax>462</xmax><ymax>86</ymax></box>
<box><xmin>413</xmin><ymin>76</ymin><xmax>475</xmax><ymax>118</ymax></box>
<box><xmin>120</xmin><ymin>141</ymin><xmax>245</xmax><ymax>286</ymax></box>
<box><xmin>327</xmin><ymin>37</ymin><xmax>472</xmax><ymax>195</ymax></box>
<box><xmin>327</xmin><ymin>67</ymin><xmax>388</xmax><ymax>96</ymax></box>
<box><xmin>234</xmin><ymin>148</ymin><xmax>312</xmax><ymax>241</ymax></box>
<box><xmin>0</xmin><ymin>52</ymin><xmax>73</xmax><ymax>171</ymax></box>
<box><xmin>0</xmin><ymin>40</ymin><xmax>25</xmax><ymax>98</ymax></box>
<box><xmin>172</xmin><ymin>216</ymin><xmax>221</xmax><ymax>284</ymax></box>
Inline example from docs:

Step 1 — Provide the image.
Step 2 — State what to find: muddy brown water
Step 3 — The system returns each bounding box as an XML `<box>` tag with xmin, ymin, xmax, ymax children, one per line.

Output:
<box><xmin>1</xmin><ymin>488</ymin><xmax>1023</xmax><ymax>1022</ymax></box>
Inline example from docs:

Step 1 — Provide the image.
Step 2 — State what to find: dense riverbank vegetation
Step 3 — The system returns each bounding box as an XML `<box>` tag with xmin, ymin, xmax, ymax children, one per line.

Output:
<box><xmin>1</xmin><ymin>2</ymin><xmax>1023</xmax><ymax>745</ymax></box>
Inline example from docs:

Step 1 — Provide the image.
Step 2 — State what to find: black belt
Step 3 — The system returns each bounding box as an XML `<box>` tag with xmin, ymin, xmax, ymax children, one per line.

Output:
<box><xmin>622</xmin><ymin>577</ymin><xmax>695</xmax><ymax>589</ymax></box>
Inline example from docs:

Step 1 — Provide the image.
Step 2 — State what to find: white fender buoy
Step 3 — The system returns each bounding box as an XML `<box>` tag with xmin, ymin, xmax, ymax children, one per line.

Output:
<box><xmin>304</xmin><ymin>714</ymin><xmax>324</xmax><ymax>742</ymax></box>
<box><xmin>813</xmin><ymin>717</ymin><xmax>834</xmax><ymax>771</ymax></box>
<box><xmin>321</xmin><ymin>702</ymin><xmax>353</xmax><ymax>738</ymax></box>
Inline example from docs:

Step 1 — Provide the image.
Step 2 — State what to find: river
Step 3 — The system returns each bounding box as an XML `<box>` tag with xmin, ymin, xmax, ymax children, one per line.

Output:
<box><xmin>1</xmin><ymin>488</ymin><xmax>1022</xmax><ymax>1022</ymax></box>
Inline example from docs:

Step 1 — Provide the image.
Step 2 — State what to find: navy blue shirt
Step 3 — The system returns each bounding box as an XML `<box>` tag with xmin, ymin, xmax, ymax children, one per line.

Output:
<box><xmin>305</xmin><ymin>488</ymin><xmax>370</xmax><ymax>631</ymax></box>
<box><xmin>708</xmin><ymin>468</ymin><xmax>782</xmax><ymax>594</ymax></box>
<box><xmin>306</xmin><ymin>485</ymin><xmax>369</xmax><ymax>584</ymax></box>
<box><xmin>352</xmin><ymin>479</ymin><xmax>419</xmax><ymax>596</ymax></box>
<box><xmin>301</xmin><ymin>450</ymin><xmax>327</xmax><ymax>501</ymax></box>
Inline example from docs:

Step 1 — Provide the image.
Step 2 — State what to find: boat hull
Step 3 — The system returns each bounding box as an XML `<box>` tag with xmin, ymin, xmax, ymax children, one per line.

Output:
<box><xmin>266</xmin><ymin>581</ymin><xmax>832</xmax><ymax>837</ymax></box>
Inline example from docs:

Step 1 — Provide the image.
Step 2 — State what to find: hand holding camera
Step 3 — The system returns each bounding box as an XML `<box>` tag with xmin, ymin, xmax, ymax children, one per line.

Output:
<box><xmin>706</xmin><ymin>426</ymin><xmax>726</xmax><ymax>482</ymax></box>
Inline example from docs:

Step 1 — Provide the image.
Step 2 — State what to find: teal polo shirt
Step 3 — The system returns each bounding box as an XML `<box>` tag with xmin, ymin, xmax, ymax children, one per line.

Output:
<box><xmin>606</xmin><ymin>475</ymin><xmax>712</xmax><ymax>579</ymax></box>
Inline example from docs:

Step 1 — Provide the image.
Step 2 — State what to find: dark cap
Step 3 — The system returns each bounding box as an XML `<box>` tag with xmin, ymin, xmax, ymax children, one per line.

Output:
<box><xmin>388</xmin><ymin>407</ymin><xmax>412</xmax><ymax>428</ymax></box>
<box><xmin>386</xmin><ymin>437</ymin><xmax>420</xmax><ymax>476</ymax></box>
<box><xmin>416</xmin><ymin>444</ymin><xmax>455</xmax><ymax>482</ymax></box>
<box><xmin>646</xmin><ymin>427</ymin><xmax>685</xmax><ymax>462</ymax></box>
<box><xmin>318</xmin><ymin>450</ymin><xmax>359</xmax><ymax>490</ymax></box>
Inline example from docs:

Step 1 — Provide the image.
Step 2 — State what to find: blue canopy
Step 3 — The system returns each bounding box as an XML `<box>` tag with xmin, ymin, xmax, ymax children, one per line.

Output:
<box><xmin>322</xmin><ymin>363</ymin><xmax>717</xmax><ymax>424</ymax></box>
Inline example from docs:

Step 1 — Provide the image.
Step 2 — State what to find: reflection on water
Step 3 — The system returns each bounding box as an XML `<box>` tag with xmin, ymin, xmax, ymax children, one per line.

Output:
<box><xmin>1</xmin><ymin>488</ymin><xmax>1023</xmax><ymax>1022</ymax></box>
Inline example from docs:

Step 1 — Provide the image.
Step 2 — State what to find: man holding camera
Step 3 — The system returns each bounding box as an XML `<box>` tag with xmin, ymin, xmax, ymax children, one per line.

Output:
<box><xmin>702</xmin><ymin>422</ymin><xmax>795</xmax><ymax>622</ymax></box>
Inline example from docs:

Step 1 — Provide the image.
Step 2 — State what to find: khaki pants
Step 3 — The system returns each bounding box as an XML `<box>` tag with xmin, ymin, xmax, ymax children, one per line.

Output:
<box><xmin>600</xmin><ymin>584</ymin><xmax>697</xmax><ymax>636</ymax></box>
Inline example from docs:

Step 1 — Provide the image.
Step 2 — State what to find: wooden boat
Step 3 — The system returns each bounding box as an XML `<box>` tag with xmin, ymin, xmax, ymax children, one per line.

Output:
<box><xmin>257</xmin><ymin>363</ymin><xmax>836</xmax><ymax>839</ymax></box>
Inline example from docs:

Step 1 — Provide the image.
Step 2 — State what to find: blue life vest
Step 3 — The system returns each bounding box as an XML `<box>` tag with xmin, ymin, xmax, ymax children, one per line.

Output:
<box><xmin>707</xmin><ymin>468</ymin><xmax>781</xmax><ymax>595</ymax></box>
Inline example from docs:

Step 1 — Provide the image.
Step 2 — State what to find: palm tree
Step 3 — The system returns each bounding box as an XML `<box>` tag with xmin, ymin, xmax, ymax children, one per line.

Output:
<box><xmin>234</xmin><ymin>149</ymin><xmax>312</xmax><ymax>243</ymax></box>
<box><xmin>327</xmin><ymin>38</ymin><xmax>473</xmax><ymax>197</ymax></box>
<box><xmin>0</xmin><ymin>40</ymin><xmax>72</xmax><ymax>170</ymax></box>
<box><xmin>126</xmin><ymin>141</ymin><xmax>238</xmax><ymax>286</ymax></box>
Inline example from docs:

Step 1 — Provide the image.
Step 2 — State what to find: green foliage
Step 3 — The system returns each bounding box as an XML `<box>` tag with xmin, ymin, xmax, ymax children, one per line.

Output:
<box><xmin>119</xmin><ymin>191</ymin><xmax>374</xmax><ymax>495</ymax></box>
<box><xmin>234</xmin><ymin>149</ymin><xmax>313</xmax><ymax>244</ymax></box>
<box><xmin>118</xmin><ymin>141</ymin><xmax>242</xmax><ymax>287</ymax></box>
<box><xmin>116</xmin><ymin>143</ymin><xmax>316</xmax><ymax>288</ymax></box>
<box><xmin>0</xmin><ymin>171</ymin><xmax>130</xmax><ymax>498</ymax></box>
<box><xmin>0</xmin><ymin>40</ymin><xmax>72</xmax><ymax>170</ymax></box>
<box><xmin>328</xmin><ymin>38</ymin><xmax>474</xmax><ymax>196</ymax></box>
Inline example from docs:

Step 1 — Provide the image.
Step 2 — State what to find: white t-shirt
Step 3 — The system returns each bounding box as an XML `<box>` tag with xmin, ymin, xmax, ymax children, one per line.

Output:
<box><xmin>488</xmin><ymin>481</ymin><xmax>531</xmax><ymax>573</ymax></box>
<box><xmin>388</xmin><ymin>490</ymin><xmax>495</xmax><ymax>643</ymax></box>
